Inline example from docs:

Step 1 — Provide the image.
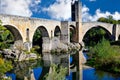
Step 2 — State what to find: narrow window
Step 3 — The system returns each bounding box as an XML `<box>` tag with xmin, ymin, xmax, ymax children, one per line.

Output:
<box><xmin>26</xmin><ymin>28</ymin><xmax>29</xmax><ymax>41</ymax></box>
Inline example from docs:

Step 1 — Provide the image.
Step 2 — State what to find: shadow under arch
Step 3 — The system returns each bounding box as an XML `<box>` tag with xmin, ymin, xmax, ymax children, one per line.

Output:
<box><xmin>33</xmin><ymin>26</ymin><xmax>50</xmax><ymax>54</ymax></box>
<box><xmin>118</xmin><ymin>35</ymin><xmax>120</xmax><ymax>40</ymax></box>
<box><xmin>54</xmin><ymin>26</ymin><xmax>61</xmax><ymax>38</ymax></box>
<box><xmin>3</xmin><ymin>25</ymin><xmax>23</xmax><ymax>42</ymax></box>
<box><xmin>83</xmin><ymin>26</ymin><xmax>112</xmax><ymax>46</ymax></box>
<box><xmin>69</xmin><ymin>25</ymin><xmax>76</xmax><ymax>42</ymax></box>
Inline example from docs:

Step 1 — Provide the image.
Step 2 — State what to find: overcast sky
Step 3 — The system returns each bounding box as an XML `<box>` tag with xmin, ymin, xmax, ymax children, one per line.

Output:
<box><xmin>0</xmin><ymin>0</ymin><xmax>120</xmax><ymax>22</ymax></box>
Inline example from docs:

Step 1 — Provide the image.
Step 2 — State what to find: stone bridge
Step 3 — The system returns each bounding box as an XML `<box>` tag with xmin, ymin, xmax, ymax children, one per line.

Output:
<box><xmin>0</xmin><ymin>1</ymin><xmax>120</xmax><ymax>52</ymax></box>
<box><xmin>0</xmin><ymin>14</ymin><xmax>76</xmax><ymax>52</ymax></box>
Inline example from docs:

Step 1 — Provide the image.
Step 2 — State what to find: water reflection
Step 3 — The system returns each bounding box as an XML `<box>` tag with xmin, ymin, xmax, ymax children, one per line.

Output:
<box><xmin>6</xmin><ymin>51</ymin><xmax>120</xmax><ymax>80</ymax></box>
<box><xmin>83</xmin><ymin>68</ymin><xmax>120</xmax><ymax>80</ymax></box>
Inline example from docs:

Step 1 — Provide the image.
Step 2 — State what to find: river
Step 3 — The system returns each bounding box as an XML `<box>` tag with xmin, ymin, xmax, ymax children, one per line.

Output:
<box><xmin>6</xmin><ymin>51</ymin><xmax>120</xmax><ymax>80</ymax></box>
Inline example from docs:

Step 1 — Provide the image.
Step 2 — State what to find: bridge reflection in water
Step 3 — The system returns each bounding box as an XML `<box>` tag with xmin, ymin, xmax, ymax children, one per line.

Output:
<box><xmin>6</xmin><ymin>51</ymin><xmax>120</xmax><ymax>80</ymax></box>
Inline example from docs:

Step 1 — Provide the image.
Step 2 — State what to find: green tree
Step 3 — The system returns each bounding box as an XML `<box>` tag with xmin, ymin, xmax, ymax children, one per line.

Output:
<box><xmin>118</xmin><ymin>20</ymin><xmax>120</xmax><ymax>24</ymax></box>
<box><xmin>33</xmin><ymin>29</ymin><xmax>42</xmax><ymax>53</ymax></box>
<box><xmin>0</xmin><ymin>20</ymin><xmax>14</xmax><ymax>49</ymax></box>
<box><xmin>97</xmin><ymin>15</ymin><xmax>119</xmax><ymax>24</ymax></box>
<box><xmin>33</xmin><ymin>29</ymin><xmax>42</xmax><ymax>45</ymax></box>
<box><xmin>97</xmin><ymin>17</ymin><xmax>108</xmax><ymax>23</ymax></box>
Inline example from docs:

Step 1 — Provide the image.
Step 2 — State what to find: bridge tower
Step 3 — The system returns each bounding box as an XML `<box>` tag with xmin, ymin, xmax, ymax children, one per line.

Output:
<box><xmin>71</xmin><ymin>0</ymin><xmax>83</xmax><ymax>43</ymax></box>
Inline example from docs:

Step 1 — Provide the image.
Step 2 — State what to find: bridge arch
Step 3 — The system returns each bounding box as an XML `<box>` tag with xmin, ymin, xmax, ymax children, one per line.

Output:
<box><xmin>83</xmin><ymin>26</ymin><xmax>112</xmax><ymax>46</ymax></box>
<box><xmin>32</xmin><ymin>26</ymin><xmax>50</xmax><ymax>53</ymax></box>
<box><xmin>54</xmin><ymin>26</ymin><xmax>61</xmax><ymax>37</ymax></box>
<box><xmin>3</xmin><ymin>25</ymin><xmax>23</xmax><ymax>42</ymax></box>
<box><xmin>69</xmin><ymin>25</ymin><xmax>76</xmax><ymax>42</ymax></box>
<box><xmin>83</xmin><ymin>25</ymin><xmax>112</xmax><ymax>38</ymax></box>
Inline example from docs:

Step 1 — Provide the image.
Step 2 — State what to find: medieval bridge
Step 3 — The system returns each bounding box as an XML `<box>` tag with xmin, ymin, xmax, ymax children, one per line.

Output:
<box><xmin>0</xmin><ymin>1</ymin><xmax>120</xmax><ymax>52</ymax></box>
<box><xmin>1</xmin><ymin>14</ymin><xmax>120</xmax><ymax>51</ymax></box>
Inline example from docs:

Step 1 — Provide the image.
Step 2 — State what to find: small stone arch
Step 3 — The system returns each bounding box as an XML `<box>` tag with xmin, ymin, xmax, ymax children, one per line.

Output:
<box><xmin>69</xmin><ymin>25</ymin><xmax>76</xmax><ymax>42</ymax></box>
<box><xmin>32</xmin><ymin>26</ymin><xmax>50</xmax><ymax>53</ymax></box>
<box><xmin>3</xmin><ymin>25</ymin><xmax>23</xmax><ymax>42</ymax></box>
<box><xmin>54</xmin><ymin>26</ymin><xmax>61</xmax><ymax>38</ymax></box>
<box><xmin>35</xmin><ymin>26</ymin><xmax>49</xmax><ymax>37</ymax></box>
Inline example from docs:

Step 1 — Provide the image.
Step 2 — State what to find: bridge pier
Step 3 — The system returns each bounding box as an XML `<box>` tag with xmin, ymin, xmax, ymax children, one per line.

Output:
<box><xmin>114</xmin><ymin>24</ymin><xmax>119</xmax><ymax>41</ymax></box>
<box><xmin>61</xmin><ymin>21</ymin><xmax>70</xmax><ymax>43</ymax></box>
<box><xmin>42</xmin><ymin>37</ymin><xmax>51</xmax><ymax>53</ymax></box>
<box><xmin>111</xmin><ymin>24</ymin><xmax>119</xmax><ymax>41</ymax></box>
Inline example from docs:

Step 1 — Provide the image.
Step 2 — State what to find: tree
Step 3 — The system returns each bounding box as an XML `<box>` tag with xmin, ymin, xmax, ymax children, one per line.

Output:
<box><xmin>33</xmin><ymin>29</ymin><xmax>42</xmax><ymax>45</ymax></box>
<box><xmin>0</xmin><ymin>20</ymin><xmax>14</xmax><ymax>49</ymax></box>
<box><xmin>97</xmin><ymin>17</ymin><xmax>107</xmax><ymax>22</ymax></box>
<box><xmin>97</xmin><ymin>15</ymin><xmax>119</xmax><ymax>24</ymax></box>
<box><xmin>33</xmin><ymin>29</ymin><xmax>42</xmax><ymax>53</ymax></box>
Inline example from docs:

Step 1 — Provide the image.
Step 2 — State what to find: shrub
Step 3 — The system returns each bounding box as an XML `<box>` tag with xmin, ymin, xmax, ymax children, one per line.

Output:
<box><xmin>87</xmin><ymin>38</ymin><xmax>120</xmax><ymax>73</ymax></box>
<box><xmin>0</xmin><ymin>58</ymin><xmax>13</xmax><ymax>79</ymax></box>
<box><xmin>44</xmin><ymin>64</ymin><xmax>67</xmax><ymax>80</ymax></box>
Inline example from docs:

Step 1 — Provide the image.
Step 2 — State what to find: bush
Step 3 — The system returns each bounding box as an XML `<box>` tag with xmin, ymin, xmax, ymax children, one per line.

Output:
<box><xmin>87</xmin><ymin>38</ymin><xmax>120</xmax><ymax>73</ymax></box>
<box><xmin>0</xmin><ymin>58</ymin><xmax>13</xmax><ymax>79</ymax></box>
<box><xmin>44</xmin><ymin>64</ymin><xmax>67</xmax><ymax>80</ymax></box>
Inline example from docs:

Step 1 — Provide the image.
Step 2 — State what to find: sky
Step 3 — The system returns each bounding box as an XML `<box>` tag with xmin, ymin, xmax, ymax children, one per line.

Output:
<box><xmin>0</xmin><ymin>0</ymin><xmax>120</xmax><ymax>22</ymax></box>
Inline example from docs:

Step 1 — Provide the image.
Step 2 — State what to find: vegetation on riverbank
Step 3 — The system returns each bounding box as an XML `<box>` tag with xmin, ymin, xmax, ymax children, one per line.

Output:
<box><xmin>87</xmin><ymin>38</ymin><xmax>120</xmax><ymax>73</ymax></box>
<box><xmin>0</xmin><ymin>57</ymin><xmax>13</xmax><ymax>79</ymax></box>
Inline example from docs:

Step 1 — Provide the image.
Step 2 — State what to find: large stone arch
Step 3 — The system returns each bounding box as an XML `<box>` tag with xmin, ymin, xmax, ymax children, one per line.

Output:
<box><xmin>83</xmin><ymin>25</ymin><xmax>112</xmax><ymax>46</ymax></box>
<box><xmin>82</xmin><ymin>22</ymin><xmax>112</xmax><ymax>36</ymax></box>
<box><xmin>82</xmin><ymin>22</ymin><xmax>113</xmax><ymax>40</ymax></box>
<box><xmin>32</xmin><ymin>26</ymin><xmax>50</xmax><ymax>53</ymax></box>
<box><xmin>3</xmin><ymin>25</ymin><xmax>23</xmax><ymax>42</ymax></box>
<box><xmin>54</xmin><ymin>26</ymin><xmax>61</xmax><ymax>38</ymax></box>
<box><xmin>83</xmin><ymin>25</ymin><xmax>112</xmax><ymax>40</ymax></box>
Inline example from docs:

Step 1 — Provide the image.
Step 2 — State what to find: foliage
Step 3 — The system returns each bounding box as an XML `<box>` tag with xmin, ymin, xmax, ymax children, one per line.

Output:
<box><xmin>87</xmin><ymin>38</ymin><xmax>120</xmax><ymax>73</ymax></box>
<box><xmin>44</xmin><ymin>64</ymin><xmax>67</xmax><ymax>80</ymax></box>
<box><xmin>30</xmin><ymin>45</ymin><xmax>40</xmax><ymax>54</ymax></box>
<box><xmin>97</xmin><ymin>15</ymin><xmax>120</xmax><ymax>24</ymax></box>
<box><xmin>0</xmin><ymin>58</ymin><xmax>13</xmax><ymax>79</ymax></box>
<box><xmin>33</xmin><ymin>29</ymin><xmax>42</xmax><ymax>45</ymax></box>
<box><xmin>0</xmin><ymin>20</ymin><xmax>14</xmax><ymax>49</ymax></box>
<box><xmin>33</xmin><ymin>29</ymin><xmax>42</xmax><ymax>54</ymax></box>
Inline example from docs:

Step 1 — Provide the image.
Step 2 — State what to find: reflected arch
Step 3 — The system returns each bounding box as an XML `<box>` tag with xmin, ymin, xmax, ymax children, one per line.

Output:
<box><xmin>3</xmin><ymin>25</ymin><xmax>23</xmax><ymax>42</ymax></box>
